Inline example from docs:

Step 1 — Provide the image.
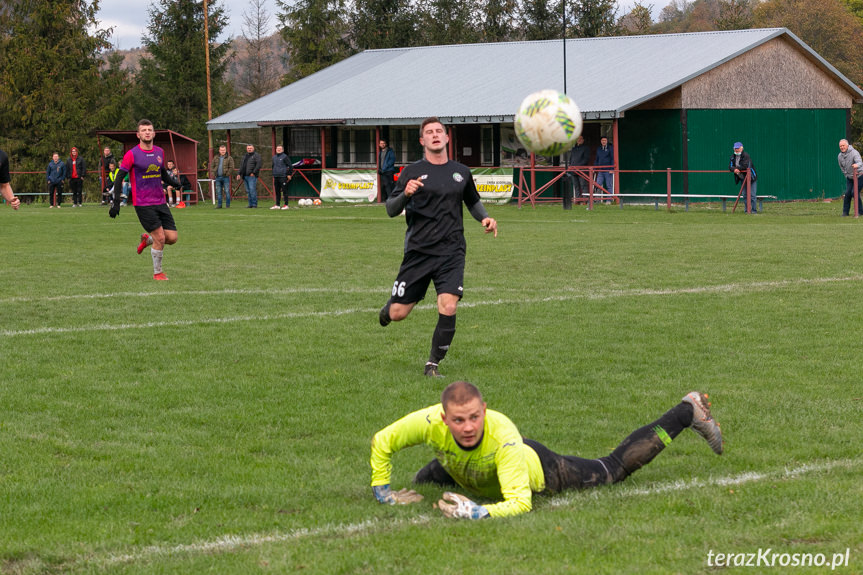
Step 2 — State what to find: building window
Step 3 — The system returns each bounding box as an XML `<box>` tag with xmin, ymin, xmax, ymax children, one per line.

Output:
<box><xmin>480</xmin><ymin>125</ymin><xmax>494</xmax><ymax>166</ymax></box>
<box><xmin>337</xmin><ymin>127</ymin><xmax>375</xmax><ymax>167</ymax></box>
<box><xmin>390</xmin><ymin>127</ymin><xmax>424</xmax><ymax>165</ymax></box>
<box><xmin>290</xmin><ymin>128</ymin><xmax>321</xmax><ymax>157</ymax></box>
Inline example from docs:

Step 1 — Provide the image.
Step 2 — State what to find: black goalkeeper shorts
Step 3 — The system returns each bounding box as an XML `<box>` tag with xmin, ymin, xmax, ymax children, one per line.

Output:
<box><xmin>389</xmin><ymin>250</ymin><xmax>465</xmax><ymax>304</ymax></box>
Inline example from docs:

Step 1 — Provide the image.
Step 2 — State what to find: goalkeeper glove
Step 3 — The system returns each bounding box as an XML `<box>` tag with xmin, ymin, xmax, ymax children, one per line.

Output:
<box><xmin>372</xmin><ymin>484</ymin><xmax>424</xmax><ymax>505</ymax></box>
<box><xmin>435</xmin><ymin>492</ymin><xmax>490</xmax><ymax>520</ymax></box>
<box><xmin>109</xmin><ymin>202</ymin><xmax>121</xmax><ymax>218</ymax></box>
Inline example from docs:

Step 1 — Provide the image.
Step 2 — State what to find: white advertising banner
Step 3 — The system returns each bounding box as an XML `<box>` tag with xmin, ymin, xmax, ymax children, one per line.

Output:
<box><xmin>320</xmin><ymin>169</ymin><xmax>378</xmax><ymax>202</ymax></box>
<box><xmin>472</xmin><ymin>168</ymin><xmax>514</xmax><ymax>205</ymax></box>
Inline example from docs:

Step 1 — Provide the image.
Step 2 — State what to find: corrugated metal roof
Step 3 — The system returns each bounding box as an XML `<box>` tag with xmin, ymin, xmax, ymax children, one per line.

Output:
<box><xmin>208</xmin><ymin>28</ymin><xmax>863</xmax><ymax>130</ymax></box>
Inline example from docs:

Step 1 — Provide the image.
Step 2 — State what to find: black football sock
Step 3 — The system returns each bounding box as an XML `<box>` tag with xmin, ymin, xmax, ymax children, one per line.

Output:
<box><xmin>428</xmin><ymin>313</ymin><xmax>456</xmax><ymax>364</ymax></box>
<box><xmin>600</xmin><ymin>402</ymin><xmax>692</xmax><ymax>482</ymax></box>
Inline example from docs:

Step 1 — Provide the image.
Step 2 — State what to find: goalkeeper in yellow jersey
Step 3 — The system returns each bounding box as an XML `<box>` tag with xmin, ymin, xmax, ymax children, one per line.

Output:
<box><xmin>370</xmin><ymin>381</ymin><xmax>723</xmax><ymax>519</ymax></box>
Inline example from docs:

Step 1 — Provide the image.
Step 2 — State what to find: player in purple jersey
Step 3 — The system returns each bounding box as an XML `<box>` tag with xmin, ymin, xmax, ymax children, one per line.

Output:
<box><xmin>109</xmin><ymin>119</ymin><xmax>181</xmax><ymax>280</ymax></box>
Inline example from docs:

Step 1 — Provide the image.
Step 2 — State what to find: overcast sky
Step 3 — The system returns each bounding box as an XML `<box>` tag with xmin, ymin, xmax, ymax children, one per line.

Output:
<box><xmin>98</xmin><ymin>0</ymin><xmax>272</xmax><ymax>49</ymax></box>
<box><xmin>98</xmin><ymin>0</ymin><xmax>650</xmax><ymax>50</ymax></box>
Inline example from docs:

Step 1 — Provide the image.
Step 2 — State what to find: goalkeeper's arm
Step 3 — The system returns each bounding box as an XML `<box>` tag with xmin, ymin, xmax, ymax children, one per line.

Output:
<box><xmin>109</xmin><ymin>168</ymin><xmax>129</xmax><ymax>217</ymax></box>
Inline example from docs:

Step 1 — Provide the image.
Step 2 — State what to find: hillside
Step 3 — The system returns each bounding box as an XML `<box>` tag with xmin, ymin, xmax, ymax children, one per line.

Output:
<box><xmin>105</xmin><ymin>33</ymin><xmax>290</xmax><ymax>88</ymax></box>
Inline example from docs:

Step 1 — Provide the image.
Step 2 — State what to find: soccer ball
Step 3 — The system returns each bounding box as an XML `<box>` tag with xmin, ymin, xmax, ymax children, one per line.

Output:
<box><xmin>514</xmin><ymin>89</ymin><xmax>582</xmax><ymax>157</ymax></box>
<box><xmin>313</xmin><ymin>198</ymin><xmax>322</xmax><ymax>206</ymax></box>
<box><xmin>299</xmin><ymin>198</ymin><xmax>310</xmax><ymax>206</ymax></box>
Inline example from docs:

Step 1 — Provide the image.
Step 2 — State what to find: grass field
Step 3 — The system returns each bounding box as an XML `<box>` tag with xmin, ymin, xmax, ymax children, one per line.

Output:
<box><xmin>1</xmin><ymin>199</ymin><xmax>862</xmax><ymax>574</ymax></box>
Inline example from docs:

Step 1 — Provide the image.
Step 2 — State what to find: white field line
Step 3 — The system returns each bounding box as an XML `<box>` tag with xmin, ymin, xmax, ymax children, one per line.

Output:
<box><xmin>547</xmin><ymin>457</ymin><xmax>859</xmax><ymax>506</ymax></box>
<box><xmin>77</xmin><ymin>458</ymin><xmax>859</xmax><ymax>571</ymax></box>
<box><xmin>0</xmin><ymin>286</ymin><xmax>500</xmax><ymax>304</ymax></box>
<box><xmin>4</xmin><ymin>274</ymin><xmax>863</xmax><ymax>338</ymax></box>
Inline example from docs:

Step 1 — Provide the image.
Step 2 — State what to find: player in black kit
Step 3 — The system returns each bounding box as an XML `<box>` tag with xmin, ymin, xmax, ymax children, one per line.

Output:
<box><xmin>379</xmin><ymin>118</ymin><xmax>498</xmax><ymax>377</ymax></box>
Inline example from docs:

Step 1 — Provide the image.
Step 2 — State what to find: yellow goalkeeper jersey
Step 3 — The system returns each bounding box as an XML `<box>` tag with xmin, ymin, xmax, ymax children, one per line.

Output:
<box><xmin>370</xmin><ymin>403</ymin><xmax>545</xmax><ymax>517</ymax></box>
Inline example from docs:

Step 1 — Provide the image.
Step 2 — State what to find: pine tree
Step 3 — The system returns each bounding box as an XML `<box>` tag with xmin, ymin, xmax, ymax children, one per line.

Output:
<box><xmin>521</xmin><ymin>0</ymin><xmax>564</xmax><ymax>41</ymax></box>
<box><xmin>276</xmin><ymin>0</ymin><xmax>351</xmax><ymax>84</ymax></box>
<box><xmin>0</xmin><ymin>0</ymin><xmax>121</xmax><ymax>191</ymax></box>
<box><xmin>350</xmin><ymin>0</ymin><xmax>418</xmax><ymax>50</ymax></box>
<box><xmin>133</xmin><ymin>0</ymin><xmax>232</xmax><ymax>144</ymax></box>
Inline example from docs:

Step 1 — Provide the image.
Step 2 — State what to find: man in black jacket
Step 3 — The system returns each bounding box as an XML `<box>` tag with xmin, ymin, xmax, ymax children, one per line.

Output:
<box><xmin>237</xmin><ymin>144</ymin><xmax>262</xmax><ymax>208</ymax></box>
<box><xmin>567</xmin><ymin>135</ymin><xmax>590</xmax><ymax>198</ymax></box>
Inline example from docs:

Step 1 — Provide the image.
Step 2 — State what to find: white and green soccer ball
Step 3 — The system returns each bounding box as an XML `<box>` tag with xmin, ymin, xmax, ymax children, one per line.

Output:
<box><xmin>514</xmin><ymin>89</ymin><xmax>582</xmax><ymax>157</ymax></box>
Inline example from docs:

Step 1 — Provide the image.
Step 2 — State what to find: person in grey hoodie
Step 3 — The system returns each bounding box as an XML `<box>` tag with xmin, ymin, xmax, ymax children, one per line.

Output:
<box><xmin>838</xmin><ymin>139</ymin><xmax>863</xmax><ymax>216</ymax></box>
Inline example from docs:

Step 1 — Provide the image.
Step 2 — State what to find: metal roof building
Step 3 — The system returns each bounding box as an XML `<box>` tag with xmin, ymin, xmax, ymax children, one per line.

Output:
<box><xmin>208</xmin><ymin>28</ymin><xmax>862</xmax><ymax>129</ymax></box>
<box><xmin>208</xmin><ymin>28</ymin><xmax>863</xmax><ymax>202</ymax></box>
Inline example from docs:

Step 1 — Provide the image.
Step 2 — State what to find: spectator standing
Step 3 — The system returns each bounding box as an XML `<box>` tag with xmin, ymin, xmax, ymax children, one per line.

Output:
<box><xmin>729</xmin><ymin>142</ymin><xmax>758</xmax><ymax>214</ymax></box>
<box><xmin>237</xmin><ymin>144</ymin><xmax>261</xmax><ymax>208</ymax></box>
<box><xmin>567</xmin><ymin>135</ymin><xmax>590</xmax><ymax>198</ymax></box>
<box><xmin>46</xmin><ymin>152</ymin><xmax>66</xmax><ymax>208</ymax></box>
<box><xmin>594</xmin><ymin>137</ymin><xmax>613</xmax><ymax>201</ymax></box>
<box><xmin>271</xmin><ymin>145</ymin><xmax>293</xmax><ymax>210</ymax></box>
<box><xmin>208</xmin><ymin>144</ymin><xmax>234</xmax><ymax>208</ymax></box>
<box><xmin>98</xmin><ymin>147</ymin><xmax>114</xmax><ymax>196</ymax></box>
<box><xmin>1</xmin><ymin>148</ymin><xmax>21</xmax><ymax>210</ymax></box>
<box><xmin>838</xmin><ymin>139</ymin><xmax>863</xmax><ymax>217</ymax></box>
<box><xmin>65</xmin><ymin>147</ymin><xmax>86</xmax><ymax>207</ymax></box>
<box><xmin>102</xmin><ymin>160</ymin><xmax>118</xmax><ymax>205</ymax></box>
<box><xmin>378</xmin><ymin>139</ymin><xmax>396</xmax><ymax>202</ymax></box>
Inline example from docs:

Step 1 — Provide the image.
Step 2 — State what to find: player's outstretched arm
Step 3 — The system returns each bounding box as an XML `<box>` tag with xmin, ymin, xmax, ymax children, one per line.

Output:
<box><xmin>1</xmin><ymin>183</ymin><xmax>19</xmax><ymax>210</ymax></box>
<box><xmin>108</xmin><ymin>168</ymin><xmax>129</xmax><ymax>218</ymax></box>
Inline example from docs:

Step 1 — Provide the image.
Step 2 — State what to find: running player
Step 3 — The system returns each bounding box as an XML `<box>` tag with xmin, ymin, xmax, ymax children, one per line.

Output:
<box><xmin>108</xmin><ymin>119</ymin><xmax>181</xmax><ymax>280</ymax></box>
<box><xmin>379</xmin><ymin>117</ymin><xmax>498</xmax><ymax>378</ymax></box>
<box><xmin>371</xmin><ymin>381</ymin><xmax>723</xmax><ymax>518</ymax></box>
<box><xmin>0</xmin><ymin>148</ymin><xmax>21</xmax><ymax>210</ymax></box>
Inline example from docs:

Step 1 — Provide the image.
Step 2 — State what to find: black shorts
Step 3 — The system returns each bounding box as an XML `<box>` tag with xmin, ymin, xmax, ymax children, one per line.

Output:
<box><xmin>389</xmin><ymin>250</ymin><xmax>465</xmax><ymax>304</ymax></box>
<box><xmin>135</xmin><ymin>204</ymin><xmax>177</xmax><ymax>233</ymax></box>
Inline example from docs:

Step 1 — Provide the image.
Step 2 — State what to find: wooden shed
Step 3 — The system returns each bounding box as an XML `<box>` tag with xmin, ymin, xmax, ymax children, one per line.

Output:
<box><xmin>95</xmin><ymin>129</ymin><xmax>200</xmax><ymax>204</ymax></box>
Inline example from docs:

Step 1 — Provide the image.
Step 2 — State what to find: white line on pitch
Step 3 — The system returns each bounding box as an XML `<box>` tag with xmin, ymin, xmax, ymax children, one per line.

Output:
<box><xmin>4</xmin><ymin>275</ymin><xmax>863</xmax><ymax>338</ymax></box>
<box><xmin>78</xmin><ymin>458</ymin><xmax>859</xmax><ymax>570</ymax></box>
<box><xmin>4</xmin><ymin>274</ymin><xmax>862</xmax><ymax>305</ymax></box>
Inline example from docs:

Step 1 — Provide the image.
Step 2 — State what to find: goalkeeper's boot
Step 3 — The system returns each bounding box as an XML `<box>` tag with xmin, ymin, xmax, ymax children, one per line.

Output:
<box><xmin>424</xmin><ymin>362</ymin><xmax>443</xmax><ymax>378</ymax></box>
<box><xmin>137</xmin><ymin>233</ymin><xmax>153</xmax><ymax>255</ymax></box>
<box><xmin>682</xmin><ymin>391</ymin><xmax>723</xmax><ymax>454</ymax></box>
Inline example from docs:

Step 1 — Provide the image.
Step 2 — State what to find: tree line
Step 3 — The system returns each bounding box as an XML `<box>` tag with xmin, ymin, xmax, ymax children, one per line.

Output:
<box><xmin>1</xmin><ymin>0</ymin><xmax>861</xmax><ymax>196</ymax></box>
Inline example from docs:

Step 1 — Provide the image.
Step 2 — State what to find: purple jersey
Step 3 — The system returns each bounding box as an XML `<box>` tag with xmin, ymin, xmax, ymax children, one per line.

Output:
<box><xmin>120</xmin><ymin>145</ymin><xmax>167</xmax><ymax>207</ymax></box>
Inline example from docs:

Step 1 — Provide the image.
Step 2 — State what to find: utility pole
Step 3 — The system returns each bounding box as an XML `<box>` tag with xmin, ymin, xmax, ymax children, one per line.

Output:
<box><xmin>204</xmin><ymin>0</ymin><xmax>214</xmax><ymax>162</ymax></box>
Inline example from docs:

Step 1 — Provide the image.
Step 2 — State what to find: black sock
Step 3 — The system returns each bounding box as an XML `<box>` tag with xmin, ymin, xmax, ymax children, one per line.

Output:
<box><xmin>603</xmin><ymin>402</ymin><xmax>693</xmax><ymax>482</ymax></box>
<box><xmin>429</xmin><ymin>313</ymin><xmax>456</xmax><ymax>364</ymax></box>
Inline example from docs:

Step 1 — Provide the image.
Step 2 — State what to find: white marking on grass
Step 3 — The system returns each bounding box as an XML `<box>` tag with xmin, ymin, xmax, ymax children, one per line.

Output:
<box><xmin>76</xmin><ymin>459</ymin><xmax>858</xmax><ymax>570</ymax></box>
<box><xmin>0</xmin><ymin>286</ymin><xmax>502</xmax><ymax>304</ymax></box>
<box><xmin>547</xmin><ymin>458</ymin><xmax>859</xmax><ymax>507</ymax></box>
<box><xmin>96</xmin><ymin>516</ymin><xmax>432</xmax><ymax>568</ymax></box>
<box><xmin>5</xmin><ymin>275</ymin><xmax>863</xmax><ymax>337</ymax></box>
